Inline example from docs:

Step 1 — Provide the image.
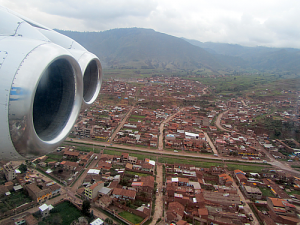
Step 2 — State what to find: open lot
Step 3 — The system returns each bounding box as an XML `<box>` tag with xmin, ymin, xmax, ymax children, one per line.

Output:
<box><xmin>118</xmin><ymin>211</ymin><xmax>144</xmax><ymax>224</ymax></box>
<box><xmin>37</xmin><ymin>201</ymin><xmax>85</xmax><ymax>225</ymax></box>
<box><xmin>0</xmin><ymin>190</ymin><xmax>32</xmax><ymax>214</ymax></box>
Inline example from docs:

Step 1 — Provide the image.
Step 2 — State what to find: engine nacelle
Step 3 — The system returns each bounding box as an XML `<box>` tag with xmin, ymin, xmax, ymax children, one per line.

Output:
<box><xmin>0</xmin><ymin>6</ymin><xmax>102</xmax><ymax>160</ymax></box>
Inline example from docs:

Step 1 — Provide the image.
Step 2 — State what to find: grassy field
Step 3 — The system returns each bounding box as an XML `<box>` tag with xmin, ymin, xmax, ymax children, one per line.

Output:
<box><xmin>125</xmin><ymin>171</ymin><xmax>150</xmax><ymax>177</ymax></box>
<box><xmin>118</xmin><ymin>211</ymin><xmax>144</xmax><ymax>224</ymax></box>
<box><xmin>45</xmin><ymin>153</ymin><xmax>64</xmax><ymax>163</ymax></box>
<box><xmin>287</xmin><ymin>189</ymin><xmax>300</xmax><ymax>195</ymax></box>
<box><xmin>258</xmin><ymin>187</ymin><xmax>275</xmax><ymax>197</ymax></box>
<box><xmin>226</xmin><ymin>164</ymin><xmax>268</xmax><ymax>173</ymax></box>
<box><xmin>65</xmin><ymin>142</ymin><xmax>271</xmax><ymax>172</ymax></box>
<box><xmin>158</xmin><ymin>157</ymin><xmax>223</xmax><ymax>168</ymax></box>
<box><xmin>39</xmin><ymin>201</ymin><xmax>83</xmax><ymax>225</ymax></box>
<box><xmin>103</xmin><ymin>149</ymin><xmax>156</xmax><ymax>161</ymax></box>
<box><xmin>0</xmin><ymin>191</ymin><xmax>32</xmax><ymax>213</ymax></box>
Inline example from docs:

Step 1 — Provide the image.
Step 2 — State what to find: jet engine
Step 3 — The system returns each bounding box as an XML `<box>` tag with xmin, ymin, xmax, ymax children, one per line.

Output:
<box><xmin>0</xmin><ymin>6</ymin><xmax>102</xmax><ymax>160</ymax></box>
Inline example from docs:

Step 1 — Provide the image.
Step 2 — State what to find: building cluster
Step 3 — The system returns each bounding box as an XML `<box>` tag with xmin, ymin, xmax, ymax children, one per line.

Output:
<box><xmin>73</xmin><ymin>152</ymin><xmax>156</xmax><ymax>222</ymax></box>
<box><xmin>115</xmin><ymin>107</ymin><xmax>176</xmax><ymax>147</ymax></box>
<box><xmin>211</xmin><ymin>130</ymin><xmax>263</xmax><ymax>158</ymax></box>
<box><xmin>164</xmin><ymin>164</ymin><xmax>249</xmax><ymax>224</ymax></box>
<box><xmin>164</xmin><ymin>107</ymin><xmax>217</xmax><ymax>152</ymax></box>
<box><xmin>71</xmin><ymin>105</ymin><xmax>130</xmax><ymax>140</ymax></box>
<box><xmin>233</xmin><ymin>168</ymin><xmax>300</xmax><ymax>224</ymax></box>
<box><xmin>164</xmin><ymin>163</ymin><xmax>300</xmax><ymax>224</ymax></box>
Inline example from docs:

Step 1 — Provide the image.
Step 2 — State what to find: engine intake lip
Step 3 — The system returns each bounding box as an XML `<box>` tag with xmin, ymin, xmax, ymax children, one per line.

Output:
<box><xmin>33</xmin><ymin>58</ymin><xmax>75</xmax><ymax>141</ymax></box>
<box><xmin>8</xmin><ymin>43</ymin><xmax>83</xmax><ymax>158</ymax></box>
<box><xmin>75</xmin><ymin>52</ymin><xmax>102</xmax><ymax>108</ymax></box>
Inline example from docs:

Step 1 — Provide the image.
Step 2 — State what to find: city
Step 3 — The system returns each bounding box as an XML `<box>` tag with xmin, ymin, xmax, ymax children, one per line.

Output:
<box><xmin>1</xmin><ymin>76</ymin><xmax>300</xmax><ymax>225</ymax></box>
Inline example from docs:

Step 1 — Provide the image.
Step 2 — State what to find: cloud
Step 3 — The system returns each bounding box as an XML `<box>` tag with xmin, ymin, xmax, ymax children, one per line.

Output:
<box><xmin>1</xmin><ymin>0</ymin><xmax>300</xmax><ymax>48</ymax></box>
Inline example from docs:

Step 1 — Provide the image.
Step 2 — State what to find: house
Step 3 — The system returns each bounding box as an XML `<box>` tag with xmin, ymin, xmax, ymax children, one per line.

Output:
<box><xmin>112</xmin><ymin>188</ymin><xmax>136</xmax><ymax>200</ymax></box>
<box><xmin>166</xmin><ymin>201</ymin><xmax>185</xmax><ymax>222</ymax></box>
<box><xmin>80</xmin><ymin>151</ymin><xmax>94</xmax><ymax>163</ymax></box>
<box><xmin>96</xmin><ymin>195</ymin><xmax>113</xmax><ymax>208</ymax></box>
<box><xmin>85</xmin><ymin>181</ymin><xmax>104</xmax><ymax>200</ymax></box>
<box><xmin>60</xmin><ymin>161</ymin><xmax>78</xmax><ymax>171</ymax></box>
<box><xmin>218</xmin><ymin>174</ymin><xmax>233</xmax><ymax>186</ymax></box>
<box><xmin>141</xmin><ymin>163</ymin><xmax>154</xmax><ymax>173</ymax></box>
<box><xmin>3</xmin><ymin>163</ymin><xmax>16</xmax><ymax>181</ymax></box>
<box><xmin>12</xmin><ymin>214</ymin><xmax>38</xmax><ymax>225</ymax></box>
<box><xmin>98</xmin><ymin>187</ymin><xmax>112</xmax><ymax>197</ymax></box>
<box><xmin>39</xmin><ymin>203</ymin><xmax>53</xmax><ymax>217</ymax></box>
<box><xmin>48</xmin><ymin>183</ymin><xmax>61</xmax><ymax>196</ymax></box>
<box><xmin>120</xmin><ymin>153</ymin><xmax>129</xmax><ymax>163</ymax></box>
<box><xmin>176</xmin><ymin>220</ymin><xmax>188</xmax><ymax>225</ymax></box>
<box><xmin>243</xmin><ymin>186</ymin><xmax>262</xmax><ymax>200</ymax></box>
<box><xmin>64</xmin><ymin>150</ymin><xmax>80</xmax><ymax>159</ymax></box>
<box><xmin>90</xmin><ymin>218</ymin><xmax>104</xmax><ymax>225</ymax></box>
<box><xmin>128</xmin><ymin>156</ymin><xmax>137</xmax><ymax>164</ymax></box>
<box><xmin>198</xmin><ymin>207</ymin><xmax>208</xmax><ymax>220</ymax></box>
<box><xmin>210</xmin><ymin>166</ymin><xmax>225</xmax><ymax>175</ymax></box>
<box><xmin>267</xmin><ymin>197</ymin><xmax>298</xmax><ymax>216</ymax></box>
<box><xmin>131</xmin><ymin>176</ymin><xmax>154</xmax><ymax>195</ymax></box>
<box><xmin>25</xmin><ymin>184</ymin><xmax>52</xmax><ymax>203</ymax></box>
<box><xmin>96</xmin><ymin>161</ymin><xmax>112</xmax><ymax>171</ymax></box>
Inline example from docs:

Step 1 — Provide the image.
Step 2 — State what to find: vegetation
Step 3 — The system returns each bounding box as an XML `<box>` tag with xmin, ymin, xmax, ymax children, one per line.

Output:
<box><xmin>18</xmin><ymin>164</ymin><xmax>27</xmax><ymax>173</ymax></box>
<box><xmin>39</xmin><ymin>201</ymin><xmax>83</xmax><ymax>225</ymax></box>
<box><xmin>118</xmin><ymin>211</ymin><xmax>144</xmax><ymax>224</ymax></box>
<box><xmin>81</xmin><ymin>200</ymin><xmax>91</xmax><ymax>216</ymax></box>
<box><xmin>0</xmin><ymin>190</ymin><xmax>32</xmax><ymax>213</ymax></box>
<box><xmin>258</xmin><ymin>187</ymin><xmax>275</xmax><ymax>197</ymax></box>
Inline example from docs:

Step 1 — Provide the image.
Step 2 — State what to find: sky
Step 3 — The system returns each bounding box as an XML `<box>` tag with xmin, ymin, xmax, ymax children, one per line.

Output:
<box><xmin>1</xmin><ymin>0</ymin><xmax>300</xmax><ymax>48</ymax></box>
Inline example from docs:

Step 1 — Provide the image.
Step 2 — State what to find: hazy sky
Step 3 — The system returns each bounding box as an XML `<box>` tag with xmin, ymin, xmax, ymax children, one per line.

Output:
<box><xmin>1</xmin><ymin>0</ymin><xmax>299</xmax><ymax>48</ymax></box>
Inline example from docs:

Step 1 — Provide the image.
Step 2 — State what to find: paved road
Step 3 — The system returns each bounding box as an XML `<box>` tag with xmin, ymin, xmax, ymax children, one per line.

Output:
<box><xmin>150</xmin><ymin>164</ymin><xmax>163</xmax><ymax>225</ymax></box>
<box><xmin>158</xmin><ymin>108</ymin><xmax>185</xmax><ymax>150</ymax></box>
<box><xmin>109</xmin><ymin>106</ymin><xmax>135</xmax><ymax>142</ymax></box>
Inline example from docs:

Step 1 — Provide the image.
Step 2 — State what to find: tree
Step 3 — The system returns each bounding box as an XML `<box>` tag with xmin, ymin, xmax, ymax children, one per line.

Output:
<box><xmin>19</xmin><ymin>164</ymin><xmax>27</xmax><ymax>173</ymax></box>
<box><xmin>81</xmin><ymin>200</ymin><xmax>91</xmax><ymax>216</ymax></box>
<box><xmin>105</xmin><ymin>218</ymin><xmax>113</xmax><ymax>225</ymax></box>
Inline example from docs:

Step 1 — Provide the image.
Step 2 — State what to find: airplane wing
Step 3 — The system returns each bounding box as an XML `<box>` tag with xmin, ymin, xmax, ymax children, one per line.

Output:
<box><xmin>0</xmin><ymin>6</ymin><xmax>102</xmax><ymax>160</ymax></box>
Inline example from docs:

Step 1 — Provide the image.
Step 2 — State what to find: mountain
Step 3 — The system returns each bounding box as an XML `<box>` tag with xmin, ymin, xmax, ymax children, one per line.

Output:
<box><xmin>56</xmin><ymin>28</ymin><xmax>235</xmax><ymax>72</ymax></box>
<box><xmin>56</xmin><ymin>28</ymin><xmax>300</xmax><ymax>74</ymax></box>
<box><xmin>184</xmin><ymin>39</ymin><xmax>300</xmax><ymax>74</ymax></box>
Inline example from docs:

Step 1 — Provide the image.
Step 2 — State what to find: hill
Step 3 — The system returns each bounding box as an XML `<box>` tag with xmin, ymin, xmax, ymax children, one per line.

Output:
<box><xmin>56</xmin><ymin>28</ymin><xmax>235</xmax><ymax>72</ymax></box>
<box><xmin>56</xmin><ymin>28</ymin><xmax>300</xmax><ymax>75</ymax></box>
<box><xmin>184</xmin><ymin>39</ymin><xmax>300</xmax><ymax>74</ymax></box>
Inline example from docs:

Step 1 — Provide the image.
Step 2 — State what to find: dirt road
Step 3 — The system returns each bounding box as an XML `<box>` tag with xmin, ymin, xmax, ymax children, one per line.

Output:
<box><xmin>230</xmin><ymin>173</ymin><xmax>259</xmax><ymax>225</ymax></box>
<box><xmin>109</xmin><ymin>106</ymin><xmax>135</xmax><ymax>142</ymax></box>
<box><xmin>203</xmin><ymin>132</ymin><xmax>218</xmax><ymax>156</ymax></box>
<box><xmin>150</xmin><ymin>164</ymin><xmax>163</xmax><ymax>225</ymax></box>
<box><xmin>215</xmin><ymin>110</ymin><xmax>231</xmax><ymax>132</ymax></box>
<box><xmin>70</xmin><ymin>155</ymin><xmax>100</xmax><ymax>193</ymax></box>
<box><xmin>158</xmin><ymin>108</ymin><xmax>185</xmax><ymax>150</ymax></box>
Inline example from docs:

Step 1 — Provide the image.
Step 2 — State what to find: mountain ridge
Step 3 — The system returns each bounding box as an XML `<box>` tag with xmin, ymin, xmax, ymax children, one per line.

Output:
<box><xmin>56</xmin><ymin>28</ymin><xmax>300</xmax><ymax>75</ymax></box>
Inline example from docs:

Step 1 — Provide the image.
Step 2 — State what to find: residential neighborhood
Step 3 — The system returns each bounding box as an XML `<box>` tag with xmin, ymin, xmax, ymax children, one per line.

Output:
<box><xmin>1</xmin><ymin>76</ymin><xmax>300</xmax><ymax>225</ymax></box>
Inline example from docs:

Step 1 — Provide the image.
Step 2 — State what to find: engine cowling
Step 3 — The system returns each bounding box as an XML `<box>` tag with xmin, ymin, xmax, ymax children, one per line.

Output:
<box><xmin>0</xmin><ymin>6</ymin><xmax>102</xmax><ymax>160</ymax></box>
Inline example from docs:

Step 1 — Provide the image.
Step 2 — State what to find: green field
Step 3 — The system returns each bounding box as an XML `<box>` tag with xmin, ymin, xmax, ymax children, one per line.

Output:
<box><xmin>118</xmin><ymin>211</ymin><xmax>144</xmax><ymax>224</ymax></box>
<box><xmin>158</xmin><ymin>157</ymin><xmax>223</xmax><ymax>168</ymax></box>
<box><xmin>45</xmin><ymin>153</ymin><xmax>64</xmax><ymax>163</ymax></box>
<box><xmin>0</xmin><ymin>191</ymin><xmax>32</xmax><ymax>214</ymax></box>
<box><xmin>125</xmin><ymin>171</ymin><xmax>150</xmax><ymax>177</ymax></box>
<box><xmin>226</xmin><ymin>164</ymin><xmax>268</xmax><ymax>173</ymax></box>
<box><xmin>38</xmin><ymin>201</ymin><xmax>83</xmax><ymax>225</ymax></box>
<box><xmin>258</xmin><ymin>187</ymin><xmax>275</xmax><ymax>197</ymax></box>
